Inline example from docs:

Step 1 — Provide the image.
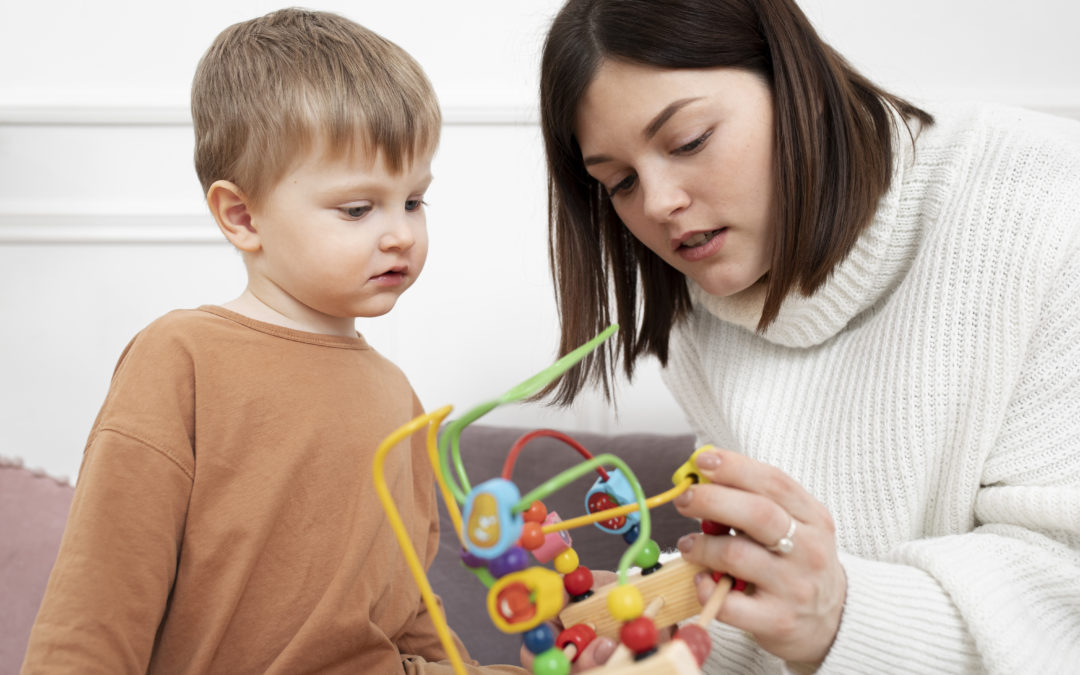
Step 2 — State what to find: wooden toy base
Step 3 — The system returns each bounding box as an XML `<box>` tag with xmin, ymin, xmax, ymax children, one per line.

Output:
<box><xmin>596</xmin><ymin>639</ymin><xmax>702</xmax><ymax>673</ymax></box>
<box><xmin>558</xmin><ymin>557</ymin><xmax>709</xmax><ymax>640</ymax></box>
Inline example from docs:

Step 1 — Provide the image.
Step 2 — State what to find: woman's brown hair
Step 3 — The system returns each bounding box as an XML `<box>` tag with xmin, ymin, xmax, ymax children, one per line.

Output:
<box><xmin>539</xmin><ymin>0</ymin><xmax>932</xmax><ymax>404</ymax></box>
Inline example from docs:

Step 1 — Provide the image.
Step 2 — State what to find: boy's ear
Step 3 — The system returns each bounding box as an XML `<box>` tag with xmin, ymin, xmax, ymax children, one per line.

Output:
<box><xmin>207</xmin><ymin>180</ymin><xmax>261</xmax><ymax>253</ymax></box>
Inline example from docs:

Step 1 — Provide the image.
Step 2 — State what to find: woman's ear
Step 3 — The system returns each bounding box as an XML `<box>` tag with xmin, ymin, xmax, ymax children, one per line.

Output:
<box><xmin>207</xmin><ymin>180</ymin><xmax>261</xmax><ymax>253</ymax></box>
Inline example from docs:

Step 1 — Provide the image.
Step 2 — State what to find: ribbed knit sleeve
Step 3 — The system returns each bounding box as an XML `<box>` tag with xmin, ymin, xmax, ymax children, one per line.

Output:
<box><xmin>660</xmin><ymin>104</ymin><xmax>1080</xmax><ymax>674</ymax></box>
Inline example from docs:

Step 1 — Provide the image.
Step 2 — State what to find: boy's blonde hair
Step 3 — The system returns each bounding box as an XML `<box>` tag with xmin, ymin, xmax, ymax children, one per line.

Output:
<box><xmin>192</xmin><ymin>8</ymin><xmax>441</xmax><ymax>207</ymax></box>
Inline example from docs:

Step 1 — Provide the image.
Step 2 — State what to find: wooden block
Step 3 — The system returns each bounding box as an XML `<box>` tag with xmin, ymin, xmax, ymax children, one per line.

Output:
<box><xmin>558</xmin><ymin>557</ymin><xmax>707</xmax><ymax>640</ymax></box>
<box><xmin>597</xmin><ymin>639</ymin><xmax>702</xmax><ymax>674</ymax></box>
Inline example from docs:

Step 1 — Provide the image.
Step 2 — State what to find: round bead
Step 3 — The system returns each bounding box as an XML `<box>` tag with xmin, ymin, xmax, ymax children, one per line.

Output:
<box><xmin>522</xmin><ymin>624</ymin><xmax>556</xmax><ymax>655</ymax></box>
<box><xmin>710</xmin><ymin>571</ymin><xmax>749</xmax><ymax>592</ymax></box>
<box><xmin>489</xmin><ymin>546</ymin><xmax>529</xmax><ymax>578</ymax></box>
<box><xmin>523</xmin><ymin>500</ymin><xmax>548</xmax><ymax>523</ymax></box>
<box><xmin>553</xmin><ymin>548</ymin><xmax>579</xmax><ymax>575</ymax></box>
<box><xmin>555</xmin><ymin>623</ymin><xmax>596</xmax><ymax>663</ymax></box>
<box><xmin>460</xmin><ymin>548</ymin><xmax>486</xmax><ymax>568</ymax></box>
<box><xmin>620</xmin><ymin>616</ymin><xmax>658</xmax><ymax>653</ymax></box>
<box><xmin>562</xmin><ymin>565</ymin><xmax>594</xmax><ymax>598</ymax></box>
<box><xmin>606</xmin><ymin>585</ymin><xmax>644</xmax><ymax>622</ymax></box>
<box><xmin>520</xmin><ymin>522</ymin><xmax>546</xmax><ymax>551</ymax></box>
<box><xmin>674</xmin><ymin>624</ymin><xmax>711</xmax><ymax>665</ymax></box>
<box><xmin>530</xmin><ymin>646</ymin><xmax>571</xmax><ymax>675</ymax></box>
<box><xmin>701</xmin><ymin>520</ymin><xmax>731</xmax><ymax>536</ymax></box>
<box><xmin>622</xmin><ymin>523</ymin><xmax>640</xmax><ymax>545</ymax></box>
<box><xmin>633</xmin><ymin>539</ymin><xmax>661</xmax><ymax>570</ymax></box>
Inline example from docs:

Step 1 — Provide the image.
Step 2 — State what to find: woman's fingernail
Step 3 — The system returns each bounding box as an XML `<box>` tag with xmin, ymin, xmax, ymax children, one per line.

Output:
<box><xmin>594</xmin><ymin>637</ymin><xmax>617</xmax><ymax>662</ymax></box>
<box><xmin>696</xmin><ymin>451</ymin><xmax>720</xmax><ymax>470</ymax></box>
<box><xmin>677</xmin><ymin>534</ymin><xmax>695</xmax><ymax>553</ymax></box>
<box><xmin>674</xmin><ymin>487</ymin><xmax>693</xmax><ymax>507</ymax></box>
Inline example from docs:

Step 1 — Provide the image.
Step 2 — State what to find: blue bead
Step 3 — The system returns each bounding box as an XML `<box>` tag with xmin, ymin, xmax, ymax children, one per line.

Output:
<box><xmin>522</xmin><ymin>623</ymin><xmax>556</xmax><ymax>654</ymax></box>
<box><xmin>488</xmin><ymin>545</ymin><xmax>529</xmax><ymax>578</ymax></box>
<box><xmin>623</xmin><ymin>524</ymin><xmax>640</xmax><ymax>545</ymax></box>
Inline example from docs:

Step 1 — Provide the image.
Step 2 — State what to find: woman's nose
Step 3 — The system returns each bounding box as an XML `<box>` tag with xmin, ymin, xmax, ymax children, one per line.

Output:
<box><xmin>641</xmin><ymin>171</ymin><xmax>690</xmax><ymax>223</ymax></box>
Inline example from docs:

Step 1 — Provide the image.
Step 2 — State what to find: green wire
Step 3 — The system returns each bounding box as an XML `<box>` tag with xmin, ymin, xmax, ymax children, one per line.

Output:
<box><xmin>514</xmin><ymin>453</ymin><xmax>650</xmax><ymax>586</ymax></box>
<box><xmin>438</xmin><ymin>324</ymin><xmax>619</xmax><ymax>504</ymax></box>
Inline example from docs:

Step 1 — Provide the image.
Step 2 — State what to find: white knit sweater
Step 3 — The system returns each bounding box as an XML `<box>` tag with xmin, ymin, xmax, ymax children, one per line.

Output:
<box><xmin>661</xmin><ymin>103</ymin><xmax>1080</xmax><ymax>674</ymax></box>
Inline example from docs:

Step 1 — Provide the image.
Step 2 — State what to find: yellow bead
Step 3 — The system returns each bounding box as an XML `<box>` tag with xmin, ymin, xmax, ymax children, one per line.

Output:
<box><xmin>553</xmin><ymin>548</ymin><xmax>579</xmax><ymax>575</ymax></box>
<box><xmin>606</xmin><ymin>585</ymin><xmax>644</xmax><ymax>622</ymax></box>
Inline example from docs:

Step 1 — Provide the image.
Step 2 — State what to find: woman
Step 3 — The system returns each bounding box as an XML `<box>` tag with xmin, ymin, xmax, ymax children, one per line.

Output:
<box><xmin>538</xmin><ymin>0</ymin><xmax>1080</xmax><ymax>672</ymax></box>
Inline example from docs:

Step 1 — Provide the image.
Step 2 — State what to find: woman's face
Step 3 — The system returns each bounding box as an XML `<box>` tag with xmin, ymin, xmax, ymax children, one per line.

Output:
<box><xmin>575</xmin><ymin>59</ymin><xmax>776</xmax><ymax>298</ymax></box>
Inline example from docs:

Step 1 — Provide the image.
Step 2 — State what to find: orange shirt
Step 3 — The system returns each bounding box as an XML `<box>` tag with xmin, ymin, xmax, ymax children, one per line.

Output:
<box><xmin>22</xmin><ymin>307</ymin><xmax>516</xmax><ymax>674</ymax></box>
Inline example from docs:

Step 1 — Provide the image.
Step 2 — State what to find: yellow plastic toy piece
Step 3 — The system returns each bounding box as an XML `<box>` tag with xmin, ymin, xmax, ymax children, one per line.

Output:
<box><xmin>487</xmin><ymin>566</ymin><xmax>565</xmax><ymax>633</ymax></box>
<box><xmin>670</xmin><ymin>445</ymin><xmax>717</xmax><ymax>486</ymax></box>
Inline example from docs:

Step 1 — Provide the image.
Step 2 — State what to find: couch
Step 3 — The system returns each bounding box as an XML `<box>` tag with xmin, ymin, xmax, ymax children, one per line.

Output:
<box><xmin>1</xmin><ymin>424</ymin><xmax>697</xmax><ymax>670</ymax></box>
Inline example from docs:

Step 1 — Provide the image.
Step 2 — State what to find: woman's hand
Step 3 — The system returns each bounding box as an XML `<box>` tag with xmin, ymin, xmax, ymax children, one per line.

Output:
<box><xmin>673</xmin><ymin>448</ymin><xmax>847</xmax><ymax>664</ymax></box>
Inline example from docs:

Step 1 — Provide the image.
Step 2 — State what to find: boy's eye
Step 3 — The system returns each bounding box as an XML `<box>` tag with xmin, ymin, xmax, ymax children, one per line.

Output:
<box><xmin>405</xmin><ymin>198</ymin><xmax>427</xmax><ymax>212</ymax></box>
<box><xmin>340</xmin><ymin>205</ymin><xmax>372</xmax><ymax>219</ymax></box>
<box><xmin>608</xmin><ymin>174</ymin><xmax>637</xmax><ymax>198</ymax></box>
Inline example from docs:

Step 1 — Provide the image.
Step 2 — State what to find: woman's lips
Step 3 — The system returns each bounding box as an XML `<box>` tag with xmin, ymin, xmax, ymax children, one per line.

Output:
<box><xmin>676</xmin><ymin>227</ymin><xmax>727</xmax><ymax>262</ymax></box>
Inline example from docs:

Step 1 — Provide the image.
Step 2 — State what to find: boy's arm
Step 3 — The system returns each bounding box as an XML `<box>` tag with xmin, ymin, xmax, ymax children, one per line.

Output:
<box><xmin>21</xmin><ymin>430</ymin><xmax>192</xmax><ymax>674</ymax></box>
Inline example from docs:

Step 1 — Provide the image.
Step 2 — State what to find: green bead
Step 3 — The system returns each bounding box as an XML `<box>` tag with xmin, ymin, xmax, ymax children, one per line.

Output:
<box><xmin>531</xmin><ymin>646</ymin><xmax>571</xmax><ymax>675</ymax></box>
<box><xmin>634</xmin><ymin>538</ymin><xmax>661</xmax><ymax>569</ymax></box>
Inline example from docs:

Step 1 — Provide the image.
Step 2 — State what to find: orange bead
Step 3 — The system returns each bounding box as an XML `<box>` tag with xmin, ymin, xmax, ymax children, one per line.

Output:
<box><xmin>520</xmin><ymin>522</ymin><xmax>545</xmax><ymax>550</ymax></box>
<box><xmin>523</xmin><ymin>500</ymin><xmax>548</xmax><ymax>523</ymax></box>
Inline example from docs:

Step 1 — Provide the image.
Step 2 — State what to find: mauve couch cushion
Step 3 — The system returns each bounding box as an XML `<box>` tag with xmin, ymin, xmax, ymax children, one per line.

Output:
<box><xmin>1</xmin><ymin>464</ymin><xmax>75</xmax><ymax>671</ymax></box>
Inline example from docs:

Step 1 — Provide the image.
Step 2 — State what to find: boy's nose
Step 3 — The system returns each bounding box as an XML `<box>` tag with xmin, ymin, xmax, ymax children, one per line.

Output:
<box><xmin>379</xmin><ymin>216</ymin><xmax>416</xmax><ymax>251</ymax></box>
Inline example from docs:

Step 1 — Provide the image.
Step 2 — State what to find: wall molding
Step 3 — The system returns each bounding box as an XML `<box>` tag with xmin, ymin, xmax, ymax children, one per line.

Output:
<box><xmin>0</xmin><ymin>213</ymin><xmax>222</xmax><ymax>244</ymax></box>
<box><xmin>0</xmin><ymin>104</ymin><xmax>539</xmax><ymax>127</ymax></box>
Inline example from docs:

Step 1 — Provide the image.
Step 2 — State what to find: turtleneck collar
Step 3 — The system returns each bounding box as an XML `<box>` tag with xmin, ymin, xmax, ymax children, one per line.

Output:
<box><xmin>688</xmin><ymin>114</ymin><xmax>924</xmax><ymax>348</ymax></box>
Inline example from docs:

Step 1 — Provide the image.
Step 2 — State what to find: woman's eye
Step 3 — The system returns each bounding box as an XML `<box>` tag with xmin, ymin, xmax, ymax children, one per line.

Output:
<box><xmin>341</xmin><ymin>205</ymin><xmax>371</xmax><ymax>219</ymax></box>
<box><xmin>608</xmin><ymin>174</ymin><xmax>637</xmax><ymax>198</ymax></box>
<box><xmin>674</xmin><ymin>129</ymin><xmax>713</xmax><ymax>155</ymax></box>
<box><xmin>405</xmin><ymin>198</ymin><xmax>427</xmax><ymax>212</ymax></box>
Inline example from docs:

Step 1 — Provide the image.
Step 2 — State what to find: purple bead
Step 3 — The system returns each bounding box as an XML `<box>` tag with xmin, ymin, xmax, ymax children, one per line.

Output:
<box><xmin>488</xmin><ymin>545</ymin><xmax>529</xmax><ymax>578</ymax></box>
<box><xmin>460</xmin><ymin>548</ymin><xmax>487</xmax><ymax>568</ymax></box>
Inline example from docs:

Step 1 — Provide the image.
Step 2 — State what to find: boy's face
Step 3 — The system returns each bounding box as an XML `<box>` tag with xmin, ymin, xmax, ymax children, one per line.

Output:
<box><xmin>245</xmin><ymin>145</ymin><xmax>432</xmax><ymax>328</ymax></box>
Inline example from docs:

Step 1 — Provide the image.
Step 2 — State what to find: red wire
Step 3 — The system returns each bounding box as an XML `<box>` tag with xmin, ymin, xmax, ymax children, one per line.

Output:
<box><xmin>501</xmin><ymin>429</ymin><xmax>611</xmax><ymax>482</ymax></box>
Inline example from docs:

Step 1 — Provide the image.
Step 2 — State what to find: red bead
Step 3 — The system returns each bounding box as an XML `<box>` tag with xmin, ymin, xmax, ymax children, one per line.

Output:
<box><xmin>701</xmin><ymin>520</ymin><xmax>730</xmax><ymax>535</ymax></box>
<box><xmin>523</xmin><ymin>500</ymin><xmax>548</xmax><ymax>523</ymax></box>
<box><xmin>520</xmin><ymin>521</ymin><xmax>545</xmax><ymax>550</ymax></box>
<box><xmin>710</xmin><ymin>571</ymin><xmax>748</xmax><ymax>592</ymax></box>
<box><xmin>619</xmin><ymin>616</ymin><xmax>658</xmax><ymax>654</ymax></box>
<box><xmin>674</xmin><ymin>624</ymin><xmax>711</xmax><ymax>666</ymax></box>
<box><xmin>556</xmin><ymin>623</ymin><xmax>596</xmax><ymax>663</ymax></box>
<box><xmin>563</xmin><ymin>565</ymin><xmax>594</xmax><ymax>597</ymax></box>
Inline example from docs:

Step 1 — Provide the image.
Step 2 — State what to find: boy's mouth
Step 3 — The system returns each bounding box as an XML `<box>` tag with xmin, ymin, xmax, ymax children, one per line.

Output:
<box><xmin>371</xmin><ymin>266</ymin><xmax>408</xmax><ymax>283</ymax></box>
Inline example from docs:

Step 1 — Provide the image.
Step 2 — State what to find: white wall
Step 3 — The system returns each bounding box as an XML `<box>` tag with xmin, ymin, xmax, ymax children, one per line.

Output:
<box><xmin>2</xmin><ymin>1</ymin><xmax>1078</xmax><ymax>482</ymax></box>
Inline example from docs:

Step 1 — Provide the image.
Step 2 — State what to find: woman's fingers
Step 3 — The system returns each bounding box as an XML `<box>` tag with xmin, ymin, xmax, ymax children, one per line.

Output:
<box><xmin>693</xmin><ymin>449</ymin><xmax>831</xmax><ymax>526</ymax></box>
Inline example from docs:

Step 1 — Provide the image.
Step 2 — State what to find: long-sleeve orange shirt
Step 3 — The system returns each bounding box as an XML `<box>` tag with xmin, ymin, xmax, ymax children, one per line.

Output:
<box><xmin>22</xmin><ymin>306</ymin><xmax>518</xmax><ymax>674</ymax></box>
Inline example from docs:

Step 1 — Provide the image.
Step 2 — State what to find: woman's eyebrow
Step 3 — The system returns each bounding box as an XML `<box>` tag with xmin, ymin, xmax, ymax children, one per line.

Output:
<box><xmin>583</xmin><ymin>97</ymin><xmax>703</xmax><ymax>167</ymax></box>
<box><xmin>643</xmin><ymin>97</ymin><xmax>702</xmax><ymax>139</ymax></box>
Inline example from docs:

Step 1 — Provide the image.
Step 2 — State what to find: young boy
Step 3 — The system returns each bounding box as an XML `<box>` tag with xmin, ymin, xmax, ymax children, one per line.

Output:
<box><xmin>21</xmin><ymin>9</ymin><xmax>520</xmax><ymax>674</ymax></box>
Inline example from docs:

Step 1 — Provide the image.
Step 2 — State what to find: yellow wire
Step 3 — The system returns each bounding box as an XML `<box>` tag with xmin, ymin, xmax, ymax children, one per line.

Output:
<box><xmin>426</xmin><ymin>408</ymin><xmax>466</xmax><ymax>547</ymax></box>
<box><xmin>541</xmin><ymin>478</ymin><xmax>694</xmax><ymax>533</ymax></box>
<box><xmin>373</xmin><ymin>405</ymin><xmax>467</xmax><ymax>675</ymax></box>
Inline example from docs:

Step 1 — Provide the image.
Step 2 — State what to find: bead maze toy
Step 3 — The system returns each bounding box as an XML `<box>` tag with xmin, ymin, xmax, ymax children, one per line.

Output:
<box><xmin>373</xmin><ymin>325</ymin><xmax>740</xmax><ymax>674</ymax></box>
